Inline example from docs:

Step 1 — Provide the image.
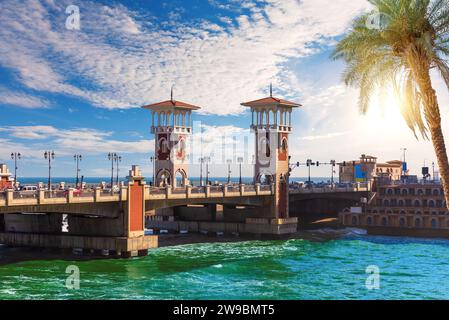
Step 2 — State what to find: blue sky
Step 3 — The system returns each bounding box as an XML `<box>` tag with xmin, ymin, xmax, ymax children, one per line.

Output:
<box><xmin>1</xmin><ymin>0</ymin><xmax>449</xmax><ymax>180</ymax></box>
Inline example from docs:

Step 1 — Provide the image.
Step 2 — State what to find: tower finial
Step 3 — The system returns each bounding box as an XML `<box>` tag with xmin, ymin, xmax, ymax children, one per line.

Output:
<box><xmin>170</xmin><ymin>85</ymin><xmax>174</xmax><ymax>102</ymax></box>
<box><xmin>270</xmin><ymin>82</ymin><xmax>272</xmax><ymax>97</ymax></box>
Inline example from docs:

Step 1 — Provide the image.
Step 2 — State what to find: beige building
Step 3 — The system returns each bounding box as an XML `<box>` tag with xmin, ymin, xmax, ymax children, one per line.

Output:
<box><xmin>339</xmin><ymin>155</ymin><xmax>403</xmax><ymax>183</ymax></box>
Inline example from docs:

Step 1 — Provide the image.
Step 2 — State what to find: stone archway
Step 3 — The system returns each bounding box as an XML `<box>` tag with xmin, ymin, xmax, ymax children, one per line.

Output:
<box><xmin>156</xmin><ymin>169</ymin><xmax>171</xmax><ymax>187</ymax></box>
<box><xmin>174</xmin><ymin>169</ymin><xmax>187</xmax><ymax>188</ymax></box>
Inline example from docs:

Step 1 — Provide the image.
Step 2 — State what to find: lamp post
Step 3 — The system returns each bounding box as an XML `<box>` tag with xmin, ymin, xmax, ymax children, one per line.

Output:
<box><xmin>199</xmin><ymin>157</ymin><xmax>204</xmax><ymax>187</ymax></box>
<box><xmin>150</xmin><ymin>156</ymin><xmax>156</xmax><ymax>186</ymax></box>
<box><xmin>227</xmin><ymin>159</ymin><xmax>232</xmax><ymax>184</ymax></box>
<box><xmin>10</xmin><ymin>152</ymin><xmax>21</xmax><ymax>190</ymax></box>
<box><xmin>204</xmin><ymin>156</ymin><xmax>211</xmax><ymax>186</ymax></box>
<box><xmin>115</xmin><ymin>154</ymin><xmax>122</xmax><ymax>186</ymax></box>
<box><xmin>330</xmin><ymin>159</ymin><xmax>336</xmax><ymax>184</ymax></box>
<box><xmin>74</xmin><ymin>154</ymin><xmax>82</xmax><ymax>188</ymax></box>
<box><xmin>108</xmin><ymin>153</ymin><xmax>116</xmax><ymax>188</ymax></box>
<box><xmin>44</xmin><ymin>151</ymin><xmax>55</xmax><ymax>190</ymax></box>
<box><xmin>237</xmin><ymin>157</ymin><xmax>244</xmax><ymax>185</ymax></box>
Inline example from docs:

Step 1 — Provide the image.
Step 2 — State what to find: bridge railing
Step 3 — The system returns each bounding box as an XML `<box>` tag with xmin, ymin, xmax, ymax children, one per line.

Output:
<box><xmin>13</xmin><ymin>191</ymin><xmax>38</xmax><ymax>199</ymax></box>
<box><xmin>44</xmin><ymin>190</ymin><xmax>66</xmax><ymax>199</ymax></box>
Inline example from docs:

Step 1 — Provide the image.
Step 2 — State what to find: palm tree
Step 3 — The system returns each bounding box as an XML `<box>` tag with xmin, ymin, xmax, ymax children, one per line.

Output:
<box><xmin>333</xmin><ymin>0</ymin><xmax>449</xmax><ymax>207</ymax></box>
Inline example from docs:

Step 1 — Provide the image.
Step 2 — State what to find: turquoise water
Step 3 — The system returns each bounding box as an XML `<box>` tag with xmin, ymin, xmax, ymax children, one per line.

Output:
<box><xmin>1</xmin><ymin>232</ymin><xmax>449</xmax><ymax>300</ymax></box>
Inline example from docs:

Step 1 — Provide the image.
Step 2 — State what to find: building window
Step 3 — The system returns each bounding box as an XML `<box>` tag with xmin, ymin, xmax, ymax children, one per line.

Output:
<box><xmin>387</xmin><ymin>188</ymin><xmax>393</xmax><ymax>195</ymax></box>
<box><xmin>383</xmin><ymin>199</ymin><xmax>390</xmax><ymax>206</ymax></box>
<box><xmin>415</xmin><ymin>218</ymin><xmax>422</xmax><ymax>227</ymax></box>
<box><xmin>402</xmin><ymin>189</ymin><xmax>408</xmax><ymax>196</ymax></box>
<box><xmin>381</xmin><ymin>217</ymin><xmax>388</xmax><ymax>226</ymax></box>
<box><xmin>398</xmin><ymin>199</ymin><xmax>404</xmax><ymax>207</ymax></box>
<box><xmin>417</xmin><ymin>189</ymin><xmax>424</xmax><ymax>196</ymax></box>
<box><xmin>351</xmin><ymin>216</ymin><xmax>358</xmax><ymax>226</ymax></box>
<box><xmin>429</xmin><ymin>200</ymin><xmax>435</xmax><ymax>207</ymax></box>
<box><xmin>399</xmin><ymin>218</ymin><xmax>406</xmax><ymax>227</ymax></box>
<box><xmin>367</xmin><ymin>217</ymin><xmax>373</xmax><ymax>225</ymax></box>
<box><xmin>414</xmin><ymin>200</ymin><xmax>421</xmax><ymax>207</ymax></box>
<box><xmin>431</xmin><ymin>219</ymin><xmax>438</xmax><ymax>229</ymax></box>
<box><xmin>433</xmin><ymin>189</ymin><xmax>440</xmax><ymax>196</ymax></box>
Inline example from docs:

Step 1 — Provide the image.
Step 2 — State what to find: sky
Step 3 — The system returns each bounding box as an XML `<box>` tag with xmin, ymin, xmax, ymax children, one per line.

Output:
<box><xmin>0</xmin><ymin>0</ymin><xmax>449</xmax><ymax>180</ymax></box>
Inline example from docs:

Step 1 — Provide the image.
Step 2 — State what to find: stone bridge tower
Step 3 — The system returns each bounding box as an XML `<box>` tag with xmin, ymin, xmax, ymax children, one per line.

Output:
<box><xmin>241</xmin><ymin>88</ymin><xmax>301</xmax><ymax>218</ymax></box>
<box><xmin>142</xmin><ymin>93</ymin><xmax>201</xmax><ymax>188</ymax></box>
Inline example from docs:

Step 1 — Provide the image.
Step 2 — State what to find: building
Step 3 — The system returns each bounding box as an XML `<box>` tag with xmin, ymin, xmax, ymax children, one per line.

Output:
<box><xmin>338</xmin><ymin>154</ymin><xmax>377</xmax><ymax>183</ymax></box>
<box><xmin>339</xmin><ymin>154</ymin><xmax>403</xmax><ymax>183</ymax></box>
<box><xmin>340</xmin><ymin>180</ymin><xmax>449</xmax><ymax>237</ymax></box>
<box><xmin>0</xmin><ymin>164</ymin><xmax>12</xmax><ymax>190</ymax></box>
<box><xmin>375</xmin><ymin>160</ymin><xmax>403</xmax><ymax>181</ymax></box>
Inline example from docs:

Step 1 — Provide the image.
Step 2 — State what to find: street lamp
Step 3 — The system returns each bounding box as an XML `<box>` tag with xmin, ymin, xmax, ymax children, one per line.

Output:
<box><xmin>204</xmin><ymin>156</ymin><xmax>211</xmax><ymax>186</ymax></box>
<box><xmin>199</xmin><ymin>157</ymin><xmax>204</xmax><ymax>187</ymax></box>
<box><xmin>330</xmin><ymin>159</ymin><xmax>336</xmax><ymax>184</ymax></box>
<box><xmin>226</xmin><ymin>159</ymin><xmax>232</xmax><ymax>184</ymax></box>
<box><xmin>115</xmin><ymin>154</ymin><xmax>122</xmax><ymax>186</ymax></box>
<box><xmin>44</xmin><ymin>151</ymin><xmax>55</xmax><ymax>190</ymax></box>
<box><xmin>237</xmin><ymin>157</ymin><xmax>244</xmax><ymax>185</ymax></box>
<box><xmin>74</xmin><ymin>154</ymin><xmax>82</xmax><ymax>188</ymax></box>
<box><xmin>11</xmin><ymin>152</ymin><xmax>21</xmax><ymax>189</ymax></box>
<box><xmin>150</xmin><ymin>156</ymin><xmax>156</xmax><ymax>186</ymax></box>
<box><xmin>108</xmin><ymin>153</ymin><xmax>116</xmax><ymax>188</ymax></box>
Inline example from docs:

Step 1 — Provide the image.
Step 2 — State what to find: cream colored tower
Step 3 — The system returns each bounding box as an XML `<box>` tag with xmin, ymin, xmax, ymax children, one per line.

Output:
<box><xmin>142</xmin><ymin>96</ymin><xmax>201</xmax><ymax>188</ymax></box>
<box><xmin>241</xmin><ymin>91</ymin><xmax>301</xmax><ymax>218</ymax></box>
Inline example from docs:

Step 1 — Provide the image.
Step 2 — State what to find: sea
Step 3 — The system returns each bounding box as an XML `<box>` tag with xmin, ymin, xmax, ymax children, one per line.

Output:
<box><xmin>1</xmin><ymin>230</ymin><xmax>449</xmax><ymax>299</ymax></box>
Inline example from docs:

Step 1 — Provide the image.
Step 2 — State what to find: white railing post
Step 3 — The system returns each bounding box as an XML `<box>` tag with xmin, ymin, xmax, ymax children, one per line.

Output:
<box><xmin>255</xmin><ymin>183</ymin><xmax>261</xmax><ymax>195</ymax></box>
<box><xmin>67</xmin><ymin>188</ymin><xmax>74</xmax><ymax>203</ymax></box>
<box><xmin>6</xmin><ymin>189</ymin><xmax>13</xmax><ymax>206</ymax></box>
<box><xmin>223</xmin><ymin>185</ymin><xmax>229</xmax><ymax>197</ymax></box>
<box><xmin>165</xmin><ymin>185</ymin><xmax>172</xmax><ymax>198</ymax></box>
<box><xmin>206</xmin><ymin>185</ymin><xmax>211</xmax><ymax>198</ymax></box>
<box><xmin>38</xmin><ymin>189</ymin><xmax>45</xmax><ymax>204</ymax></box>
<box><xmin>240</xmin><ymin>184</ymin><xmax>245</xmax><ymax>196</ymax></box>
<box><xmin>120</xmin><ymin>186</ymin><xmax>127</xmax><ymax>201</ymax></box>
<box><xmin>186</xmin><ymin>185</ymin><xmax>192</xmax><ymax>198</ymax></box>
<box><xmin>94</xmin><ymin>187</ymin><xmax>101</xmax><ymax>202</ymax></box>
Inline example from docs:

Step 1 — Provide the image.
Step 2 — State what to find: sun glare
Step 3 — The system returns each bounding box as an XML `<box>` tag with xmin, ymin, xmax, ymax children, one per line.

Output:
<box><xmin>362</xmin><ymin>86</ymin><xmax>408</xmax><ymax>134</ymax></box>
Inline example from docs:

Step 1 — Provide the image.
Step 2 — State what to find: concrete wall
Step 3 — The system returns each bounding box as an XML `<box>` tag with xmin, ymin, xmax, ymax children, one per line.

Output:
<box><xmin>4</xmin><ymin>213</ymin><xmax>62</xmax><ymax>234</ymax></box>
<box><xmin>67</xmin><ymin>215</ymin><xmax>125</xmax><ymax>237</ymax></box>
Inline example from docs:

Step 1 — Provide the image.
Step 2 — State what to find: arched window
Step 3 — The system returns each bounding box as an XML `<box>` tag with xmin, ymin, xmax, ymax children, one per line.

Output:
<box><xmin>433</xmin><ymin>189</ymin><xmax>440</xmax><ymax>196</ymax></box>
<box><xmin>415</xmin><ymin>218</ymin><xmax>422</xmax><ymax>228</ymax></box>
<box><xmin>417</xmin><ymin>189</ymin><xmax>424</xmax><ymax>195</ymax></box>
<box><xmin>281</xmin><ymin>138</ymin><xmax>288</xmax><ymax>152</ymax></box>
<box><xmin>387</xmin><ymin>188</ymin><xmax>393</xmax><ymax>195</ymax></box>
<box><xmin>402</xmin><ymin>189</ymin><xmax>408</xmax><ymax>196</ymax></box>
<box><xmin>398</xmin><ymin>199</ymin><xmax>404</xmax><ymax>207</ymax></box>
<box><xmin>429</xmin><ymin>200</ymin><xmax>435</xmax><ymax>207</ymax></box>
<box><xmin>414</xmin><ymin>199</ymin><xmax>421</xmax><ymax>207</ymax></box>
<box><xmin>383</xmin><ymin>199</ymin><xmax>390</xmax><ymax>206</ymax></box>
<box><xmin>431</xmin><ymin>219</ymin><xmax>438</xmax><ymax>229</ymax></box>
<box><xmin>367</xmin><ymin>217</ymin><xmax>373</xmax><ymax>225</ymax></box>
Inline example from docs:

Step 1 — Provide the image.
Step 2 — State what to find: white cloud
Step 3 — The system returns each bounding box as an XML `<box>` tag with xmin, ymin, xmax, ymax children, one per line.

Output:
<box><xmin>0</xmin><ymin>0</ymin><xmax>370</xmax><ymax>114</ymax></box>
<box><xmin>0</xmin><ymin>88</ymin><xmax>50</xmax><ymax>109</ymax></box>
<box><xmin>0</xmin><ymin>125</ymin><xmax>153</xmax><ymax>156</ymax></box>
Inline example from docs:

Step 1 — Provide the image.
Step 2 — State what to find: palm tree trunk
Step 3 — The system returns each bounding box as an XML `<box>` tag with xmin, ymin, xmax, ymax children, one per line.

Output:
<box><xmin>409</xmin><ymin>52</ymin><xmax>449</xmax><ymax>209</ymax></box>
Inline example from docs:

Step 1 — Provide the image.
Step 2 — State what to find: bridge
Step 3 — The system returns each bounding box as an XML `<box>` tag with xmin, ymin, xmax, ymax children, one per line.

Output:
<box><xmin>0</xmin><ymin>91</ymin><xmax>369</xmax><ymax>257</ymax></box>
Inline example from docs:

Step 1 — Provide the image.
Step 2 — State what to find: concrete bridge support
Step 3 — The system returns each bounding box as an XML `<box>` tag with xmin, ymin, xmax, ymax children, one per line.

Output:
<box><xmin>0</xmin><ymin>166</ymin><xmax>158</xmax><ymax>258</ymax></box>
